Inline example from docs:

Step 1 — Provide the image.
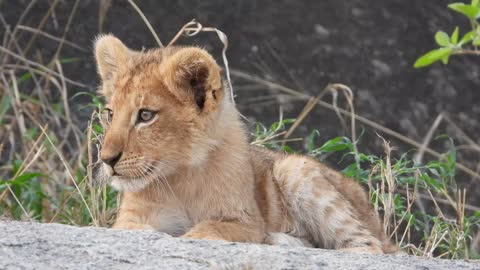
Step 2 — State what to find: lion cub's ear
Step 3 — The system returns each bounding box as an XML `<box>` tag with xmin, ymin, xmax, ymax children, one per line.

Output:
<box><xmin>161</xmin><ymin>47</ymin><xmax>223</xmax><ymax>112</ymax></box>
<box><xmin>94</xmin><ymin>34</ymin><xmax>131</xmax><ymax>96</ymax></box>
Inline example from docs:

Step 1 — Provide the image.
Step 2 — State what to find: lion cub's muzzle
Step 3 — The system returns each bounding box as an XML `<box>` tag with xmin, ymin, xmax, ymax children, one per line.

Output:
<box><xmin>102</xmin><ymin>152</ymin><xmax>122</xmax><ymax>169</ymax></box>
<box><xmin>101</xmin><ymin>150</ymin><xmax>122</xmax><ymax>175</ymax></box>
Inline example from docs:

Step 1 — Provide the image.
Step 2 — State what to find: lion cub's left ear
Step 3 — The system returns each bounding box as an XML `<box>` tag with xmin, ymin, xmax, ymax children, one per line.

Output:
<box><xmin>161</xmin><ymin>47</ymin><xmax>223</xmax><ymax>113</ymax></box>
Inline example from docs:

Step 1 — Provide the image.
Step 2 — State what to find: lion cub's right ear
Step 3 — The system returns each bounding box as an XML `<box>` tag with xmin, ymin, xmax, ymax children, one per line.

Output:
<box><xmin>94</xmin><ymin>34</ymin><xmax>131</xmax><ymax>96</ymax></box>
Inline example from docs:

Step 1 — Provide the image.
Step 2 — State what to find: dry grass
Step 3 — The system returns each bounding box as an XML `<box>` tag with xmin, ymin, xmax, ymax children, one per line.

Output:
<box><xmin>0</xmin><ymin>0</ymin><xmax>115</xmax><ymax>226</ymax></box>
<box><xmin>1</xmin><ymin>0</ymin><xmax>479</xmax><ymax>260</ymax></box>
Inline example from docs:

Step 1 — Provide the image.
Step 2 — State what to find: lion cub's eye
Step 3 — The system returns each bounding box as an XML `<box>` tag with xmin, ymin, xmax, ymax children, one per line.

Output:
<box><xmin>104</xmin><ymin>108</ymin><xmax>113</xmax><ymax>124</ymax></box>
<box><xmin>137</xmin><ymin>109</ymin><xmax>156</xmax><ymax>123</ymax></box>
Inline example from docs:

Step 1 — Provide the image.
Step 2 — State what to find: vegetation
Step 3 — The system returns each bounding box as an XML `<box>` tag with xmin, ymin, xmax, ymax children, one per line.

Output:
<box><xmin>254</xmin><ymin>119</ymin><xmax>480</xmax><ymax>259</ymax></box>
<box><xmin>1</xmin><ymin>0</ymin><xmax>479</xmax><ymax>261</ymax></box>
<box><xmin>415</xmin><ymin>0</ymin><xmax>480</xmax><ymax>68</ymax></box>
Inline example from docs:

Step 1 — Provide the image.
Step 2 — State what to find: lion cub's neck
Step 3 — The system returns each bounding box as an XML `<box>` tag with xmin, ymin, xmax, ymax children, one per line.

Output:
<box><xmin>134</xmin><ymin>101</ymin><xmax>254</xmax><ymax>208</ymax></box>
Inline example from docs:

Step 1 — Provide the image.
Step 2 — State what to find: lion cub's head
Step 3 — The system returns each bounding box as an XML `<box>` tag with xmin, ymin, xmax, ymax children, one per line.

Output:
<box><xmin>94</xmin><ymin>34</ymin><xmax>227</xmax><ymax>191</ymax></box>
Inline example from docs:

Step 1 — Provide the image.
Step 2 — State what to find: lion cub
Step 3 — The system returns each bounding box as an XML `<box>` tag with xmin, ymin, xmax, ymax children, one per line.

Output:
<box><xmin>94</xmin><ymin>34</ymin><xmax>395</xmax><ymax>254</ymax></box>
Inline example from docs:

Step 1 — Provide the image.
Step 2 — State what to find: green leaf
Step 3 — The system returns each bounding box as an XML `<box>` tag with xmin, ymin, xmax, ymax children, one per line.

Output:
<box><xmin>460</xmin><ymin>30</ymin><xmax>475</xmax><ymax>44</ymax></box>
<box><xmin>472</xmin><ymin>0</ymin><xmax>479</xmax><ymax>7</ymax></box>
<box><xmin>0</xmin><ymin>173</ymin><xmax>43</xmax><ymax>186</ymax></box>
<box><xmin>0</xmin><ymin>94</ymin><xmax>12</xmax><ymax>123</ymax></box>
<box><xmin>435</xmin><ymin>31</ymin><xmax>450</xmax><ymax>47</ymax></box>
<box><xmin>59</xmin><ymin>57</ymin><xmax>81</xmax><ymax>64</ymax></box>
<box><xmin>318</xmin><ymin>137</ymin><xmax>352</xmax><ymax>153</ymax></box>
<box><xmin>23</xmin><ymin>127</ymin><xmax>39</xmax><ymax>141</ymax></box>
<box><xmin>441</xmin><ymin>54</ymin><xmax>450</xmax><ymax>65</ymax></box>
<box><xmin>448</xmin><ymin>3</ymin><xmax>480</xmax><ymax>19</ymax></box>
<box><xmin>420</xmin><ymin>173</ymin><xmax>442</xmax><ymax>191</ymax></box>
<box><xmin>342</xmin><ymin>163</ymin><xmax>367</xmax><ymax>183</ymax></box>
<box><xmin>268</xmin><ymin>118</ymin><xmax>295</xmax><ymax>133</ymax></box>
<box><xmin>281</xmin><ymin>145</ymin><xmax>295</xmax><ymax>153</ymax></box>
<box><xmin>451</xmin><ymin>27</ymin><xmax>459</xmax><ymax>45</ymax></box>
<box><xmin>414</xmin><ymin>48</ymin><xmax>453</xmax><ymax>68</ymax></box>
<box><xmin>92</xmin><ymin>123</ymin><xmax>104</xmax><ymax>134</ymax></box>
<box><xmin>18</xmin><ymin>72</ymin><xmax>32</xmax><ymax>84</ymax></box>
<box><xmin>473</xmin><ymin>37</ymin><xmax>480</xmax><ymax>46</ymax></box>
<box><xmin>305</xmin><ymin>130</ymin><xmax>320</xmax><ymax>153</ymax></box>
<box><xmin>52</xmin><ymin>103</ymin><xmax>64</xmax><ymax>114</ymax></box>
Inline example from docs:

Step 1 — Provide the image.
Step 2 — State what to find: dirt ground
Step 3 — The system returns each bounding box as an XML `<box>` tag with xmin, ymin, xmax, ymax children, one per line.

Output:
<box><xmin>1</xmin><ymin>0</ymin><xmax>479</xmax><ymax>194</ymax></box>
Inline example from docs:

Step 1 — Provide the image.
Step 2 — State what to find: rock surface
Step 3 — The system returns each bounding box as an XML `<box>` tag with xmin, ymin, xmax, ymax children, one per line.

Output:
<box><xmin>0</xmin><ymin>221</ymin><xmax>478</xmax><ymax>270</ymax></box>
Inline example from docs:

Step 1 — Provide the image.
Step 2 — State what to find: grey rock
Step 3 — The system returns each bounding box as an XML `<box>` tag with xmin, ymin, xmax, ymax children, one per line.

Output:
<box><xmin>0</xmin><ymin>221</ymin><xmax>478</xmax><ymax>270</ymax></box>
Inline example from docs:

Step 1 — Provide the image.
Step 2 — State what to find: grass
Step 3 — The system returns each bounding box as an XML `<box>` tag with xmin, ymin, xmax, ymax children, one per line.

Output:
<box><xmin>1</xmin><ymin>0</ymin><xmax>480</xmax><ymax>261</ymax></box>
<box><xmin>253</xmin><ymin>118</ymin><xmax>480</xmax><ymax>259</ymax></box>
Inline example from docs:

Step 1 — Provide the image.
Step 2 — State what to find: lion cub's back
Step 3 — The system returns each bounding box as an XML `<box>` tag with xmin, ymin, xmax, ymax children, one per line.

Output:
<box><xmin>248</xmin><ymin>145</ymin><xmax>393</xmax><ymax>251</ymax></box>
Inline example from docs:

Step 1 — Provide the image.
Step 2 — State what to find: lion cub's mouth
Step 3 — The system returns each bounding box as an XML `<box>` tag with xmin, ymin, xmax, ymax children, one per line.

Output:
<box><xmin>110</xmin><ymin>174</ymin><xmax>153</xmax><ymax>192</ymax></box>
<box><xmin>101</xmin><ymin>163</ymin><xmax>136</xmax><ymax>183</ymax></box>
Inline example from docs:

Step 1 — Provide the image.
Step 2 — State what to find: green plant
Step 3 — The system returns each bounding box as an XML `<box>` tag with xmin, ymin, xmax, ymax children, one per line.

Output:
<box><xmin>0</xmin><ymin>76</ymin><xmax>117</xmax><ymax>226</ymax></box>
<box><xmin>254</xmin><ymin>120</ymin><xmax>480</xmax><ymax>259</ymax></box>
<box><xmin>1</xmin><ymin>0</ymin><xmax>478</xmax><ymax>261</ymax></box>
<box><xmin>414</xmin><ymin>0</ymin><xmax>480</xmax><ymax>68</ymax></box>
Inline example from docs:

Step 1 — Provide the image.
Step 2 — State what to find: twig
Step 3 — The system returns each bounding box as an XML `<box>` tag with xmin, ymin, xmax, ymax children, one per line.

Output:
<box><xmin>412</xmin><ymin>113</ymin><xmax>444</xmax><ymax>224</ymax></box>
<box><xmin>443</xmin><ymin>114</ymin><xmax>480</xmax><ymax>152</ymax></box>
<box><xmin>127</xmin><ymin>0</ymin><xmax>163</xmax><ymax>47</ymax></box>
<box><xmin>230</xmin><ymin>69</ymin><xmax>480</xmax><ymax>182</ymax></box>
<box><xmin>283</xmin><ymin>86</ymin><xmax>330</xmax><ymax>141</ymax></box>
<box><xmin>0</xmin><ymin>0</ymin><xmax>38</xmax><ymax>63</ymax></box>
<box><xmin>22</xmin><ymin>0</ymin><xmax>60</xmax><ymax>57</ymax></box>
<box><xmin>454</xmin><ymin>50</ymin><xmax>480</xmax><ymax>56</ymax></box>
<box><xmin>48</xmin><ymin>0</ymin><xmax>80</xmax><ymax>66</ymax></box>
<box><xmin>168</xmin><ymin>21</ymin><xmax>236</xmax><ymax>109</ymax></box>
<box><xmin>29</xmin><ymin>116</ymin><xmax>98</xmax><ymax>226</ymax></box>
<box><xmin>413</xmin><ymin>113</ymin><xmax>444</xmax><ymax>165</ymax></box>
<box><xmin>398</xmin><ymin>189</ymin><xmax>480</xmax><ymax>212</ymax></box>
<box><xmin>16</xmin><ymin>25</ymin><xmax>86</xmax><ymax>52</ymax></box>
<box><xmin>0</xmin><ymin>46</ymin><xmax>88</xmax><ymax>88</ymax></box>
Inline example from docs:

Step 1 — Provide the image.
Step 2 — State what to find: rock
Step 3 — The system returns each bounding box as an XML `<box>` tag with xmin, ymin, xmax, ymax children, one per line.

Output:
<box><xmin>0</xmin><ymin>221</ymin><xmax>478</xmax><ymax>269</ymax></box>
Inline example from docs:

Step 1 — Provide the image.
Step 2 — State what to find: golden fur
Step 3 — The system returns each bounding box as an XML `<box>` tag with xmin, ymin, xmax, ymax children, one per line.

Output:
<box><xmin>94</xmin><ymin>34</ymin><xmax>396</xmax><ymax>254</ymax></box>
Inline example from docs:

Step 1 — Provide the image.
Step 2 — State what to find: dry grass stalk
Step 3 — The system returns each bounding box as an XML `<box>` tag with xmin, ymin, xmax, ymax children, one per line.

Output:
<box><xmin>1</xmin><ymin>1</ymin><xmax>478</xmax><ymax>260</ymax></box>
<box><xmin>230</xmin><ymin>69</ymin><xmax>480</xmax><ymax>182</ymax></box>
<box><xmin>127</xmin><ymin>0</ymin><xmax>164</xmax><ymax>47</ymax></box>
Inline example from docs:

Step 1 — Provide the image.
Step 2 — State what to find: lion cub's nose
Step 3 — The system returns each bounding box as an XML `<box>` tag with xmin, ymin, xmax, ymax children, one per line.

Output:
<box><xmin>101</xmin><ymin>151</ymin><xmax>123</xmax><ymax>168</ymax></box>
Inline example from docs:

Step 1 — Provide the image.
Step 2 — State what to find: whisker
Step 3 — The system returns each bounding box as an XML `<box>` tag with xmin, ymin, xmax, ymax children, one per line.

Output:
<box><xmin>142</xmin><ymin>160</ymin><xmax>182</xmax><ymax>204</ymax></box>
<box><xmin>140</xmin><ymin>162</ymin><xmax>168</xmax><ymax>197</ymax></box>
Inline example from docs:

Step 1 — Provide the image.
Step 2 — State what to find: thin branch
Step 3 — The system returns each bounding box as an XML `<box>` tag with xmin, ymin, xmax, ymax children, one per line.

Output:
<box><xmin>127</xmin><ymin>0</ymin><xmax>163</xmax><ymax>47</ymax></box>
<box><xmin>231</xmin><ymin>69</ymin><xmax>480</xmax><ymax>181</ymax></box>
<box><xmin>16</xmin><ymin>25</ymin><xmax>86</xmax><ymax>52</ymax></box>
<box><xmin>454</xmin><ymin>50</ymin><xmax>480</xmax><ymax>56</ymax></box>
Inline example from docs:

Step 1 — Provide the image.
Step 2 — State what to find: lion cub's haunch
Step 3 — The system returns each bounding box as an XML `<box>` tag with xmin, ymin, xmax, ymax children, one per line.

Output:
<box><xmin>94</xmin><ymin>34</ymin><xmax>395</xmax><ymax>254</ymax></box>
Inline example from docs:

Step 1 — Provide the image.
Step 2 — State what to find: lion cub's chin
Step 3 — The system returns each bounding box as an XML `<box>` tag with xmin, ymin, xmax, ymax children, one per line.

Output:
<box><xmin>110</xmin><ymin>176</ymin><xmax>153</xmax><ymax>192</ymax></box>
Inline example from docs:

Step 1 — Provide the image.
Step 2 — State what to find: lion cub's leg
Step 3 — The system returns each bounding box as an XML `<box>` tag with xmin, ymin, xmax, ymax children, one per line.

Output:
<box><xmin>112</xmin><ymin>207</ymin><xmax>153</xmax><ymax>230</ymax></box>
<box><xmin>112</xmin><ymin>194</ymin><xmax>153</xmax><ymax>230</ymax></box>
<box><xmin>273</xmin><ymin>156</ymin><xmax>384</xmax><ymax>254</ymax></box>
<box><xmin>112</xmin><ymin>221</ymin><xmax>153</xmax><ymax>230</ymax></box>
<box><xmin>265</xmin><ymin>232</ymin><xmax>314</xmax><ymax>247</ymax></box>
<box><xmin>182</xmin><ymin>220</ymin><xmax>264</xmax><ymax>243</ymax></box>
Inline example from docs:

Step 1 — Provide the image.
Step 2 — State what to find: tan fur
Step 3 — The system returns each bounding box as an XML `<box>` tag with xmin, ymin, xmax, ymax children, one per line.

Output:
<box><xmin>94</xmin><ymin>34</ymin><xmax>397</xmax><ymax>254</ymax></box>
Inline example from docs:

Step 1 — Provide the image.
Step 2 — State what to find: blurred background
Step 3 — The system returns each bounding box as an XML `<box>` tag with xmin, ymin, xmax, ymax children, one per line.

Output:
<box><xmin>3</xmin><ymin>0</ymin><xmax>480</xmax><ymax>156</ymax></box>
<box><xmin>1</xmin><ymin>0</ymin><xmax>480</xmax><ymax>258</ymax></box>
